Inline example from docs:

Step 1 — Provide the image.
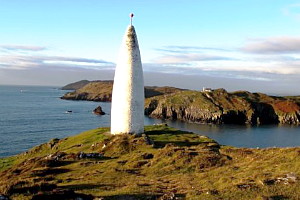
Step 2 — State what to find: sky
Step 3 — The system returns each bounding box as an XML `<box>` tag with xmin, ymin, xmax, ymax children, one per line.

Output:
<box><xmin>0</xmin><ymin>0</ymin><xmax>300</xmax><ymax>95</ymax></box>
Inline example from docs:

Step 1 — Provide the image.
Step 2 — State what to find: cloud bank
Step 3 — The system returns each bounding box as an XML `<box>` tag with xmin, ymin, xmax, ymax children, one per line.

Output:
<box><xmin>241</xmin><ymin>37</ymin><xmax>300</xmax><ymax>54</ymax></box>
<box><xmin>0</xmin><ymin>45</ymin><xmax>47</xmax><ymax>52</ymax></box>
<box><xmin>1</xmin><ymin>40</ymin><xmax>300</xmax><ymax>95</ymax></box>
<box><xmin>0</xmin><ymin>44</ymin><xmax>115</xmax><ymax>72</ymax></box>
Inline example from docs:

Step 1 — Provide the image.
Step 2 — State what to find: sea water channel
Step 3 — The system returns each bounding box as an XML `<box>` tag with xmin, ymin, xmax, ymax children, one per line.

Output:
<box><xmin>0</xmin><ymin>85</ymin><xmax>299</xmax><ymax>157</ymax></box>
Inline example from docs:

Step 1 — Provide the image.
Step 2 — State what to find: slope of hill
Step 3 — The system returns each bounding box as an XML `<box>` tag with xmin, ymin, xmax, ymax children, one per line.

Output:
<box><xmin>61</xmin><ymin>80</ymin><xmax>91</xmax><ymax>90</ymax></box>
<box><xmin>61</xmin><ymin>81</ymin><xmax>114</xmax><ymax>101</ymax></box>
<box><xmin>61</xmin><ymin>81</ymin><xmax>184</xmax><ymax>101</ymax></box>
<box><xmin>1</xmin><ymin>125</ymin><xmax>300</xmax><ymax>200</ymax></box>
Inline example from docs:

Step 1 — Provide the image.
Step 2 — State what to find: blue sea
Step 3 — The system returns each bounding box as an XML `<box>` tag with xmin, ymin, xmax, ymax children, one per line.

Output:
<box><xmin>0</xmin><ymin>85</ymin><xmax>300</xmax><ymax>158</ymax></box>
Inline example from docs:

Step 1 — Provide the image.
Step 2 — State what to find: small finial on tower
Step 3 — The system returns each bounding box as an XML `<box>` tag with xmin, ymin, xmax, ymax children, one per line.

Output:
<box><xmin>130</xmin><ymin>13</ymin><xmax>134</xmax><ymax>26</ymax></box>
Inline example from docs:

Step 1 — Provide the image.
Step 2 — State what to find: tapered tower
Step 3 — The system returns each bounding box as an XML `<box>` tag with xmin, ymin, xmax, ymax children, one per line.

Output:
<box><xmin>110</xmin><ymin>14</ymin><xmax>144</xmax><ymax>135</ymax></box>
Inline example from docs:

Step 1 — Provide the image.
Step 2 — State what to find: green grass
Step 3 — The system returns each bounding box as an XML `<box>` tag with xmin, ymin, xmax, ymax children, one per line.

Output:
<box><xmin>145</xmin><ymin>125</ymin><xmax>214</xmax><ymax>147</ymax></box>
<box><xmin>0</xmin><ymin>156</ymin><xmax>16</xmax><ymax>172</ymax></box>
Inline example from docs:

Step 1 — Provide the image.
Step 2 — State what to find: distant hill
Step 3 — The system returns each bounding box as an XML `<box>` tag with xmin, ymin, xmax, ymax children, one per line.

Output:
<box><xmin>61</xmin><ymin>80</ymin><xmax>114</xmax><ymax>101</ymax></box>
<box><xmin>286</xmin><ymin>96</ymin><xmax>300</xmax><ymax>104</ymax></box>
<box><xmin>61</xmin><ymin>80</ymin><xmax>91</xmax><ymax>90</ymax></box>
<box><xmin>61</xmin><ymin>80</ymin><xmax>185</xmax><ymax>101</ymax></box>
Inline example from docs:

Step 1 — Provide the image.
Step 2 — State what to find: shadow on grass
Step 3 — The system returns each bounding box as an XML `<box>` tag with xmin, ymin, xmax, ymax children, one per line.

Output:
<box><xmin>145</xmin><ymin>130</ymin><xmax>192</xmax><ymax>136</ymax></box>
<box><xmin>153</xmin><ymin>141</ymin><xmax>207</xmax><ymax>148</ymax></box>
<box><xmin>59</xmin><ymin>183</ymin><xmax>116</xmax><ymax>191</ymax></box>
<box><xmin>36</xmin><ymin>160</ymin><xmax>75</xmax><ymax>168</ymax></box>
<box><xmin>102</xmin><ymin>193</ymin><xmax>186</xmax><ymax>200</ymax></box>
<box><xmin>31</xmin><ymin>168</ymin><xmax>70</xmax><ymax>177</ymax></box>
<box><xmin>268</xmin><ymin>195</ymin><xmax>289</xmax><ymax>200</ymax></box>
<box><xmin>31</xmin><ymin>190</ymin><xmax>94</xmax><ymax>200</ymax></box>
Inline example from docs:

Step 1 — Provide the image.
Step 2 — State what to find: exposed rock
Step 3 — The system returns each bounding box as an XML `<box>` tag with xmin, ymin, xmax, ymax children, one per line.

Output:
<box><xmin>48</xmin><ymin>138</ymin><xmax>60</xmax><ymax>149</ymax></box>
<box><xmin>93</xmin><ymin>106</ymin><xmax>105</xmax><ymax>115</ymax></box>
<box><xmin>77</xmin><ymin>152</ymin><xmax>103</xmax><ymax>159</ymax></box>
<box><xmin>159</xmin><ymin>192</ymin><xmax>176</xmax><ymax>200</ymax></box>
<box><xmin>274</xmin><ymin>172</ymin><xmax>298</xmax><ymax>184</ymax></box>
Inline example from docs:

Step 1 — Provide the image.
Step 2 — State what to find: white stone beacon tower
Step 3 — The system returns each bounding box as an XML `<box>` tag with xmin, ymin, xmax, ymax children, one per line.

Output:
<box><xmin>110</xmin><ymin>13</ymin><xmax>144</xmax><ymax>135</ymax></box>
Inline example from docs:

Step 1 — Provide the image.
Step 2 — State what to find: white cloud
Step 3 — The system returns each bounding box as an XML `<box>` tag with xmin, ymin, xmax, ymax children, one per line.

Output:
<box><xmin>153</xmin><ymin>54</ymin><xmax>230</xmax><ymax>64</ymax></box>
<box><xmin>0</xmin><ymin>43</ymin><xmax>115</xmax><ymax>71</ymax></box>
<box><xmin>0</xmin><ymin>45</ymin><xmax>47</xmax><ymax>52</ymax></box>
<box><xmin>146</xmin><ymin>42</ymin><xmax>300</xmax><ymax>84</ymax></box>
<box><xmin>156</xmin><ymin>46</ymin><xmax>230</xmax><ymax>53</ymax></box>
<box><xmin>241</xmin><ymin>37</ymin><xmax>300</xmax><ymax>54</ymax></box>
<box><xmin>0</xmin><ymin>54</ymin><xmax>114</xmax><ymax>70</ymax></box>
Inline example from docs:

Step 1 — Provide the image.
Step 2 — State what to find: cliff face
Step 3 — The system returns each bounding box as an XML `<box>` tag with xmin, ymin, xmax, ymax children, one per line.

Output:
<box><xmin>61</xmin><ymin>81</ymin><xmax>184</xmax><ymax>101</ymax></box>
<box><xmin>145</xmin><ymin>89</ymin><xmax>300</xmax><ymax>125</ymax></box>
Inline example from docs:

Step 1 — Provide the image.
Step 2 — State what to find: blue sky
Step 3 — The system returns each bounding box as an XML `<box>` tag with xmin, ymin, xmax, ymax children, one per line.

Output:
<box><xmin>0</xmin><ymin>0</ymin><xmax>300</xmax><ymax>95</ymax></box>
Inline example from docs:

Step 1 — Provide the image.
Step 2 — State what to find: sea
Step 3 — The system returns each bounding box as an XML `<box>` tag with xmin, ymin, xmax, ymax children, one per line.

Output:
<box><xmin>0</xmin><ymin>85</ymin><xmax>300</xmax><ymax>158</ymax></box>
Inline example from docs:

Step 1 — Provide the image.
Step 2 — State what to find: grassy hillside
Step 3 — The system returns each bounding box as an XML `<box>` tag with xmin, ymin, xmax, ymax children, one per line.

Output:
<box><xmin>61</xmin><ymin>80</ymin><xmax>91</xmax><ymax>90</ymax></box>
<box><xmin>61</xmin><ymin>81</ymin><xmax>114</xmax><ymax>101</ymax></box>
<box><xmin>61</xmin><ymin>81</ymin><xmax>184</xmax><ymax>102</ymax></box>
<box><xmin>286</xmin><ymin>96</ymin><xmax>300</xmax><ymax>104</ymax></box>
<box><xmin>1</xmin><ymin>125</ymin><xmax>300</xmax><ymax>200</ymax></box>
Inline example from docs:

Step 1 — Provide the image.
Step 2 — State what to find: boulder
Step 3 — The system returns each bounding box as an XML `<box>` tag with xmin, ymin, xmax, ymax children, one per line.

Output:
<box><xmin>93</xmin><ymin>106</ymin><xmax>105</xmax><ymax>115</ymax></box>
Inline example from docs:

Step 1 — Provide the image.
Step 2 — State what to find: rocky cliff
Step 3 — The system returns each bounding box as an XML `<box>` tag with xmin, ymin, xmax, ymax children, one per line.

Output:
<box><xmin>61</xmin><ymin>80</ymin><xmax>184</xmax><ymax>101</ymax></box>
<box><xmin>145</xmin><ymin>89</ymin><xmax>300</xmax><ymax>125</ymax></box>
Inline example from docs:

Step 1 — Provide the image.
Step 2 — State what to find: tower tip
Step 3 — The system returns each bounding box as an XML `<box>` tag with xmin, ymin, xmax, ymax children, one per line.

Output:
<box><xmin>130</xmin><ymin>13</ymin><xmax>134</xmax><ymax>26</ymax></box>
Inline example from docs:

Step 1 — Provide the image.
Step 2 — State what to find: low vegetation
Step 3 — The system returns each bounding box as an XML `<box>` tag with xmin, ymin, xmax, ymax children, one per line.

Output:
<box><xmin>1</xmin><ymin>125</ymin><xmax>300</xmax><ymax>200</ymax></box>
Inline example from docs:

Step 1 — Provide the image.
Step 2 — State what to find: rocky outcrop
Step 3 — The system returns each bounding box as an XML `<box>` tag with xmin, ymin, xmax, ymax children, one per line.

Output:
<box><xmin>61</xmin><ymin>80</ymin><xmax>184</xmax><ymax>102</ymax></box>
<box><xmin>145</xmin><ymin>89</ymin><xmax>300</xmax><ymax>125</ymax></box>
<box><xmin>93</xmin><ymin>106</ymin><xmax>105</xmax><ymax>115</ymax></box>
